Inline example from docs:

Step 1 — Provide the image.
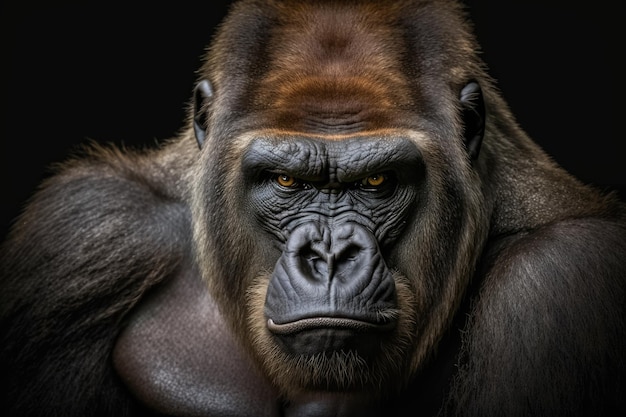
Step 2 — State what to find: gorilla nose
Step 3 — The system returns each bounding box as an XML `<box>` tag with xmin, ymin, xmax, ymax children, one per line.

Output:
<box><xmin>291</xmin><ymin>222</ymin><xmax>379</xmax><ymax>287</ymax></box>
<box><xmin>299</xmin><ymin>232</ymin><xmax>365</xmax><ymax>284</ymax></box>
<box><xmin>264</xmin><ymin>222</ymin><xmax>397</xmax><ymax>327</ymax></box>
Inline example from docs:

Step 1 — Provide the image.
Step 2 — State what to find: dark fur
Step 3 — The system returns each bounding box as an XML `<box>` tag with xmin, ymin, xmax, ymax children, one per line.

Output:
<box><xmin>1</xmin><ymin>1</ymin><xmax>625</xmax><ymax>416</ymax></box>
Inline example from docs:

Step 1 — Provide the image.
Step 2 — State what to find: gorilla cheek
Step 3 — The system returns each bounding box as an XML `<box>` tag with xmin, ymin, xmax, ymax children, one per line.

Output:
<box><xmin>264</xmin><ymin>222</ymin><xmax>398</xmax><ymax>358</ymax></box>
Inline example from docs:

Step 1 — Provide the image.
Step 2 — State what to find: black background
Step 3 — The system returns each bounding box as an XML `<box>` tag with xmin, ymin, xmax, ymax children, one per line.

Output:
<box><xmin>2</xmin><ymin>1</ymin><xmax>625</xmax><ymax>241</ymax></box>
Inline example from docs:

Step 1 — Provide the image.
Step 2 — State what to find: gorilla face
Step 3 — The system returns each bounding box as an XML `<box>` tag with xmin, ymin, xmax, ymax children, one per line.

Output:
<box><xmin>190</xmin><ymin>0</ymin><xmax>489</xmax><ymax>399</ymax></box>
<box><xmin>192</xmin><ymin>127</ymin><xmax>486</xmax><ymax>398</ymax></box>
<box><xmin>251</xmin><ymin>139</ymin><xmax>415</xmax><ymax>330</ymax></box>
<box><xmin>243</xmin><ymin>134</ymin><xmax>422</xmax><ymax>391</ymax></box>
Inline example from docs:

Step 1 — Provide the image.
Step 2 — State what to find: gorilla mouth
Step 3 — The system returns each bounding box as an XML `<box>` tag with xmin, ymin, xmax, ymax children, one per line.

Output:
<box><xmin>267</xmin><ymin>317</ymin><xmax>397</xmax><ymax>357</ymax></box>
<box><xmin>267</xmin><ymin>317</ymin><xmax>396</xmax><ymax>335</ymax></box>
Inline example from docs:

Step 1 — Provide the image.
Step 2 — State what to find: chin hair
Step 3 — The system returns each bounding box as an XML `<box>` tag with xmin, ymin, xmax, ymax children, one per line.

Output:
<box><xmin>245</xmin><ymin>272</ymin><xmax>419</xmax><ymax>399</ymax></box>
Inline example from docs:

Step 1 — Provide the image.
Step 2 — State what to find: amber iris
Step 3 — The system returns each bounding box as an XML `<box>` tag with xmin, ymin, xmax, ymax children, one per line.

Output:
<box><xmin>363</xmin><ymin>174</ymin><xmax>385</xmax><ymax>187</ymax></box>
<box><xmin>277</xmin><ymin>174</ymin><xmax>296</xmax><ymax>187</ymax></box>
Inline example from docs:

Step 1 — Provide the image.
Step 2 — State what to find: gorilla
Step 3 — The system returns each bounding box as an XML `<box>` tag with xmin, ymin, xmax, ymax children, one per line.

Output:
<box><xmin>1</xmin><ymin>0</ymin><xmax>625</xmax><ymax>416</ymax></box>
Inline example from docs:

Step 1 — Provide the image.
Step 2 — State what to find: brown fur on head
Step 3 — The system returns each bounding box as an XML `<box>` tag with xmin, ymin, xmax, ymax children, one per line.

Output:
<box><xmin>200</xmin><ymin>0</ymin><xmax>484</xmax><ymax>136</ymax></box>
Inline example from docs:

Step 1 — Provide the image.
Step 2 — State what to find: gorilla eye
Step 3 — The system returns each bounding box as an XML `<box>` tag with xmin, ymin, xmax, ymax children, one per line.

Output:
<box><xmin>361</xmin><ymin>173</ymin><xmax>386</xmax><ymax>188</ymax></box>
<box><xmin>277</xmin><ymin>174</ymin><xmax>297</xmax><ymax>187</ymax></box>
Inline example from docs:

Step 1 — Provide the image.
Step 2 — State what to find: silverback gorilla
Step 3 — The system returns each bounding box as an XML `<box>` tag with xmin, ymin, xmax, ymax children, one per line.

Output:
<box><xmin>1</xmin><ymin>1</ymin><xmax>625</xmax><ymax>416</ymax></box>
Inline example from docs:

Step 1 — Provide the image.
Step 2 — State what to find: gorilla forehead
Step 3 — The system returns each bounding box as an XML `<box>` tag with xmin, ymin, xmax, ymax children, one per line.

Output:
<box><xmin>241</xmin><ymin>131</ymin><xmax>422</xmax><ymax>181</ymax></box>
<box><xmin>254</xmin><ymin>2</ymin><xmax>414</xmax><ymax>133</ymax></box>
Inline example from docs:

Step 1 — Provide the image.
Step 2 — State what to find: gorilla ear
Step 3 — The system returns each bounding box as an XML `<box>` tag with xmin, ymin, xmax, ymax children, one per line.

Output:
<box><xmin>459</xmin><ymin>81</ymin><xmax>485</xmax><ymax>160</ymax></box>
<box><xmin>193</xmin><ymin>79</ymin><xmax>214</xmax><ymax>148</ymax></box>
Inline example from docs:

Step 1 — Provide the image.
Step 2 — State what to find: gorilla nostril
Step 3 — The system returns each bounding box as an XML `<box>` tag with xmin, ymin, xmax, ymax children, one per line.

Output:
<box><xmin>299</xmin><ymin>242</ymin><xmax>364</xmax><ymax>280</ymax></box>
<box><xmin>334</xmin><ymin>244</ymin><xmax>363</xmax><ymax>278</ymax></box>
<box><xmin>300</xmin><ymin>247</ymin><xmax>328</xmax><ymax>278</ymax></box>
<box><xmin>300</xmin><ymin>247</ymin><xmax>316</xmax><ymax>261</ymax></box>
<box><xmin>337</xmin><ymin>245</ymin><xmax>361</xmax><ymax>263</ymax></box>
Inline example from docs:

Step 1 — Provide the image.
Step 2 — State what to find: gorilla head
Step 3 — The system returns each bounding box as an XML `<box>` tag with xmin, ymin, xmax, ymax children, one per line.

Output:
<box><xmin>191</xmin><ymin>0</ymin><xmax>492</xmax><ymax>399</ymax></box>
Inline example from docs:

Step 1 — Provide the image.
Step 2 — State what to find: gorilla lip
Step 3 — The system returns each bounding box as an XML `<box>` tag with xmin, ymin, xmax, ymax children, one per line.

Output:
<box><xmin>267</xmin><ymin>317</ymin><xmax>396</xmax><ymax>335</ymax></box>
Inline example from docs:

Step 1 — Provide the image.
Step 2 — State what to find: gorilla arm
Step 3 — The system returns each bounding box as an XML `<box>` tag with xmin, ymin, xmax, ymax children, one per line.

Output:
<box><xmin>442</xmin><ymin>93</ymin><xmax>626</xmax><ymax>416</ymax></box>
<box><xmin>0</xmin><ymin>144</ymin><xmax>185</xmax><ymax>415</ymax></box>
<box><xmin>0</xmin><ymin>140</ymin><xmax>275</xmax><ymax>416</ymax></box>
<box><xmin>446</xmin><ymin>217</ymin><xmax>626</xmax><ymax>417</ymax></box>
